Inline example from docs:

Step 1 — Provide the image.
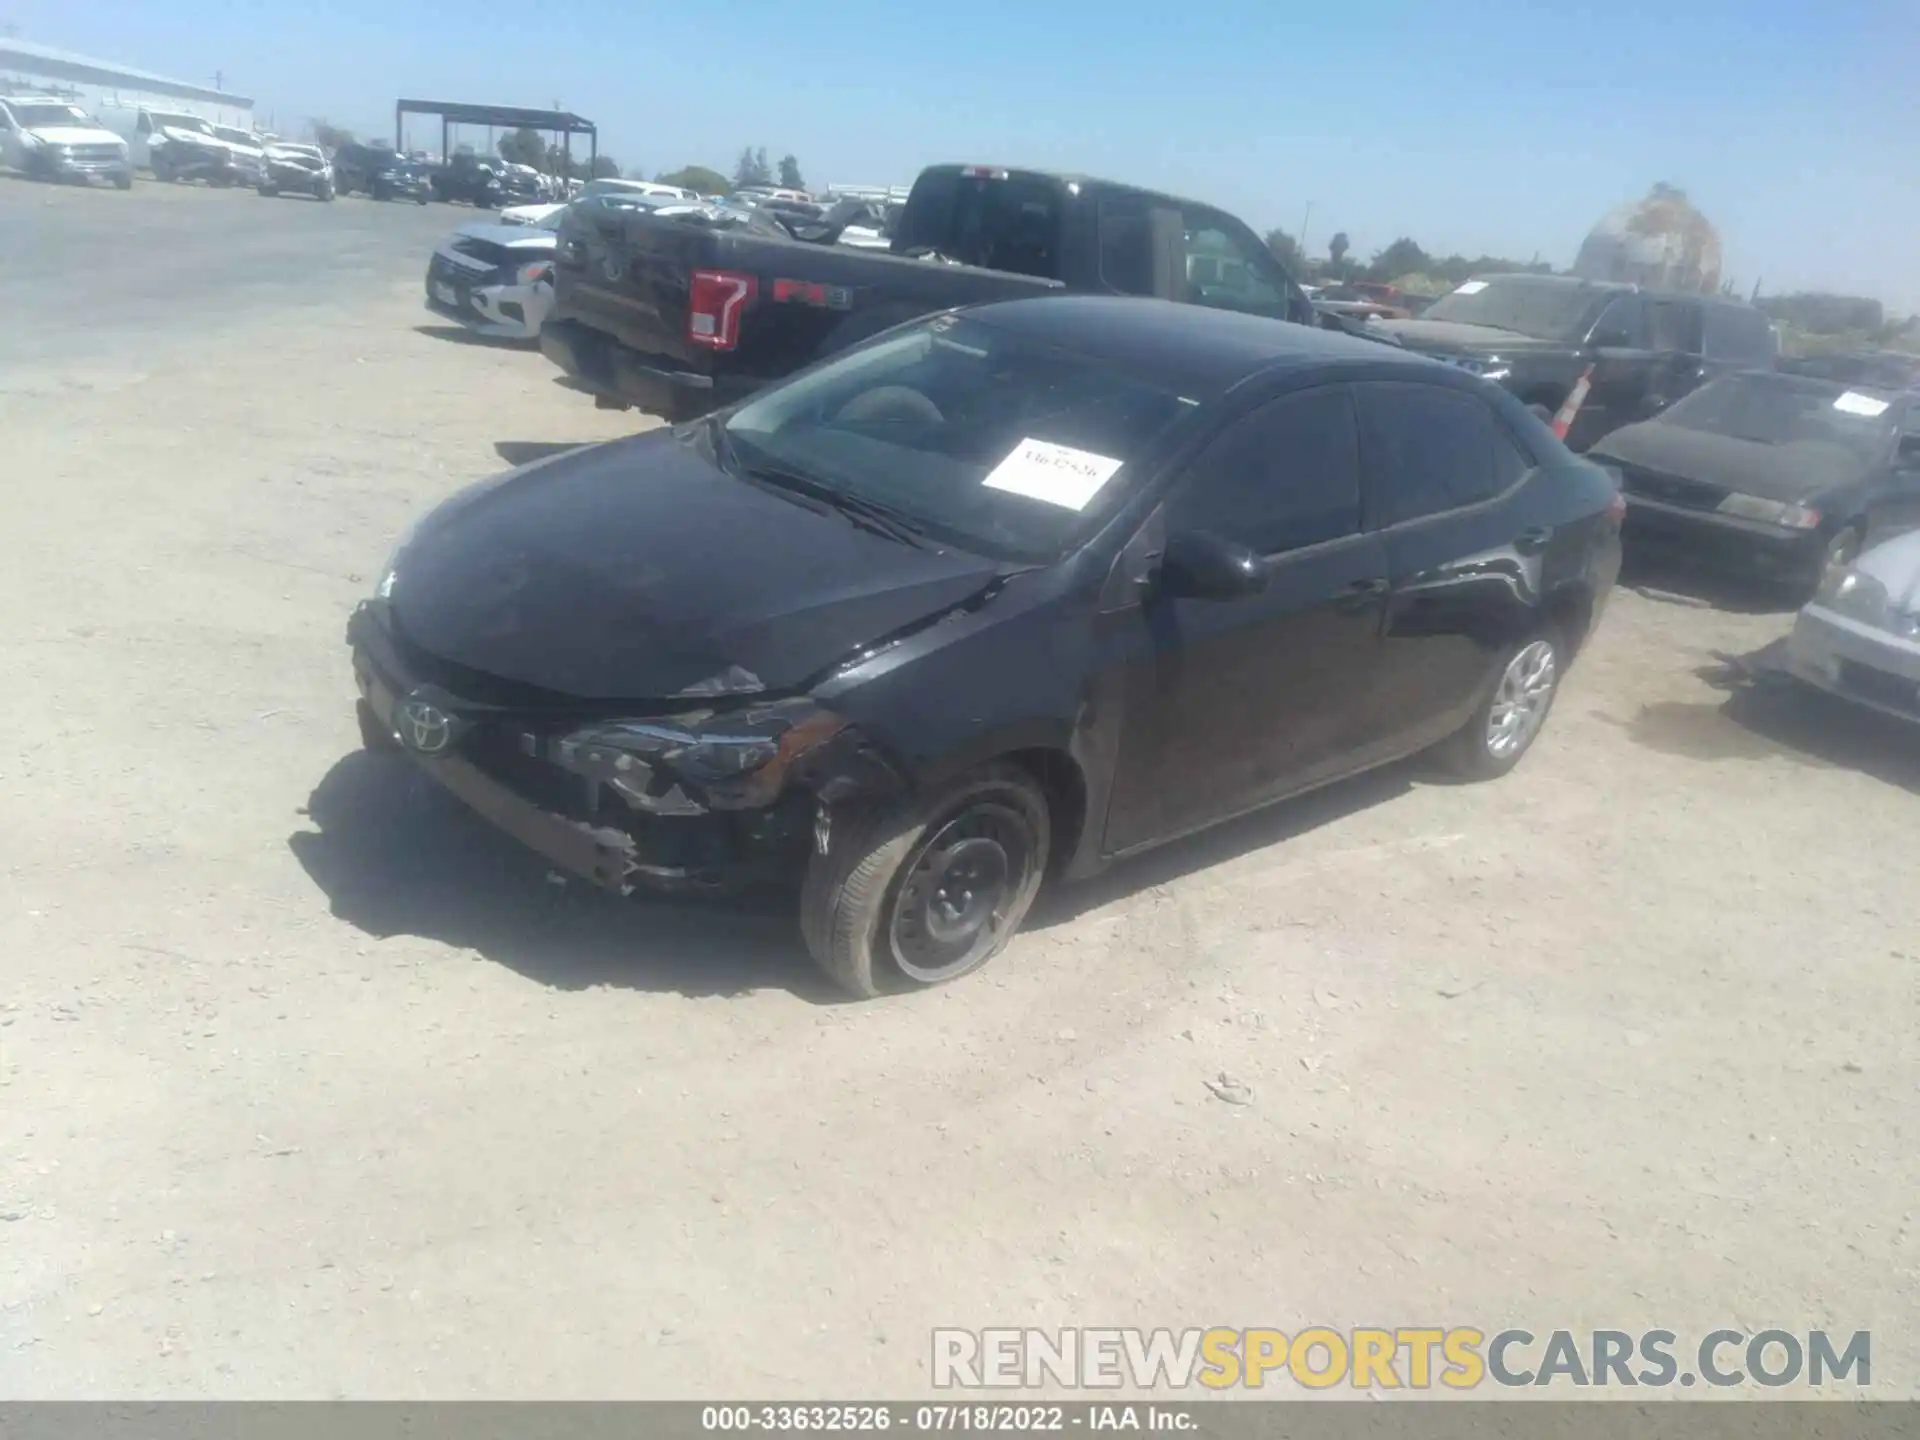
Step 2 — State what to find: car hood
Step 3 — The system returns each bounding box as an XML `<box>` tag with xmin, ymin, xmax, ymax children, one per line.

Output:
<box><xmin>500</xmin><ymin>202</ymin><xmax>566</xmax><ymax>225</ymax></box>
<box><xmin>159</xmin><ymin>126</ymin><xmax>237</xmax><ymax>151</ymax></box>
<box><xmin>25</xmin><ymin>124</ymin><xmax>122</xmax><ymax>147</ymax></box>
<box><xmin>266</xmin><ymin>150</ymin><xmax>328</xmax><ymax>170</ymax></box>
<box><xmin>450</xmin><ymin>222</ymin><xmax>557</xmax><ymax>250</ymax></box>
<box><xmin>1589</xmin><ymin>422</ymin><xmax>1873</xmax><ymax>503</ymax></box>
<box><xmin>1370</xmin><ymin>318</ymin><xmax>1562</xmax><ymax>354</ymax></box>
<box><xmin>389</xmin><ymin>431</ymin><xmax>1005</xmax><ymax>702</ymax></box>
<box><xmin>1854</xmin><ymin>529</ymin><xmax>1920</xmax><ymax>610</ymax></box>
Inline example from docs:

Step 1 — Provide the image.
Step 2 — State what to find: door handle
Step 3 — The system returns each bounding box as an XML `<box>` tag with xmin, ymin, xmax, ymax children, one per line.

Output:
<box><xmin>1334</xmin><ymin>577</ymin><xmax>1388</xmax><ymax>612</ymax></box>
<box><xmin>1515</xmin><ymin>526</ymin><xmax>1552</xmax><ymax>555</ymax></box>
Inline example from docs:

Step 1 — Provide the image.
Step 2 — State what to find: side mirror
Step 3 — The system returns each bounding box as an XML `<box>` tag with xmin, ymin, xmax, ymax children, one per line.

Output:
<box><xmin>1160</xmin><ymin>530</ymin><xmax>1265</xmax><ymax>601</ymax></box>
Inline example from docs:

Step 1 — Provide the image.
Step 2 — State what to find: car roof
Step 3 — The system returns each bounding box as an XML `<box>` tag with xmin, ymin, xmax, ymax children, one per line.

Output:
<box><xmin>960</xmin><ymin>295</ymin><xmax>1440</xmax><ymax>398</ymax></box>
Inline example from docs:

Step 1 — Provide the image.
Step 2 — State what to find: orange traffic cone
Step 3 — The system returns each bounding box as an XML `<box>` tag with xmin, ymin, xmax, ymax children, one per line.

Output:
<box><xmin>1551</xmin><ymin>366</ymin><xmax>1595</xmax><ymax>442</ymax></box>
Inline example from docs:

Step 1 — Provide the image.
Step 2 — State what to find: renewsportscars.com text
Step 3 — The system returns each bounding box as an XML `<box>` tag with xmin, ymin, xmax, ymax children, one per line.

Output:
<box><xmin>931</xmin><ymin>1327</ymin><xmax>1871</xmax><ymax>1391</ymax></box>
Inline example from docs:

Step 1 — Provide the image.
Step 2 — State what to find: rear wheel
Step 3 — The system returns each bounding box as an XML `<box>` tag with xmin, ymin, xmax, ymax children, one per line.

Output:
<box><xmin>1438</xmin><ymin>627</ymin><xmax>1564</xmax><ymax>779</ymax></box>
<box><xmin>801</xmin><ymin>763</ymin><xmax>1051</xmax><ymax>998</ymax></box>
<box><xmin>257</xmin><ymin>183</ymin><xmax>276</xmax><ymax>197</ymax></box>
<box><xmin>318</xmin><ymin>181</ymin><xmax>335</xmax><ymax>201</ymax></box>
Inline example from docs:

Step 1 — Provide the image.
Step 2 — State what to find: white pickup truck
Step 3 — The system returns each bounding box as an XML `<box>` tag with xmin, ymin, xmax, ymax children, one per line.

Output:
<box><xmin>0</xmin><ymin>95</ymin><xmax>132</xmax><ymax>188</ymax></box>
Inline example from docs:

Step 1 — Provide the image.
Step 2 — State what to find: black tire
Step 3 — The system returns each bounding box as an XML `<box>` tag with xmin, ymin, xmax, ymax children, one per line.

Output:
<box><xmin>416</xmin><ymin>193</ymin><xmax>428</xmax><ymax>205</ymax></box>
<box><xmin>257</xmin><ymin>183</ymin><xmax>276</xmax><ymax>197</ymax></box>
<box><xmin>1437</xmin><ymin>626</ymin><xmax>1565</xmax><ymax>780</ymax></box>
<box><xmin>319</xmin><ymin>183</ymin><xmax>335</xmax><ymax>202</ymax></box>
<box><xmin>113</xmin><ymin>172</ymin><xmax>133</xmax><ymax>191</ymax></box>
<box><xmin>800</xmin><ymin>762</ymin><xmax>1052</xmax><ymax>998</ymax></box>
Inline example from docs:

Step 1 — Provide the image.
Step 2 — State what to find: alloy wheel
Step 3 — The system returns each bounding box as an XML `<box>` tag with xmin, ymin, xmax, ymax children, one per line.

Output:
<box><xmin>1486</xmin><ymin>639</ymin><xmax>1558</xmax><ymax>760</ymax></box>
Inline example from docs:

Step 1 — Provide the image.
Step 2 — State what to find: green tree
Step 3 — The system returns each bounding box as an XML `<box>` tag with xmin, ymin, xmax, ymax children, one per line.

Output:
<box><xmin>590</xmin><ymin>155</ymin><xmax>622</xmax><ymax>179</ymax></box>
<box><xmin>1327</xmin><ymin>231</ymin><xmax>1350</xmax><ymax>270</ymax></box>
<box><xmin>1264</xmin><ymin>228</ymin><xmax>1303</xmax><ymax>273</ymax></box>
<box><xmin>657</xmin><ymin>164</ymin><xmax>729</xmax><ymax>195</ymax></box>
<box><xmin>1367</xmin><ymin>237</ymin><xmax>1432</xmax><ymax>282</ymax></box>
<box><xmin>777</xmin><ymin>154</ymin><xmax>805</xmax><ymax>190</ymax></box>
<box><xmin>733</xmin><ymin>145</ymin><xmax>773</xmax><ymax>188</ymax></box>
<box><xmin>497</xmin><ymin>127</ymin><xmax>546</xmax><ymax>168</ymax></box>
<box><xmin>310</xmin><ymin>119</ymin><xmax>354</xmax><ymax>151</ymax></box>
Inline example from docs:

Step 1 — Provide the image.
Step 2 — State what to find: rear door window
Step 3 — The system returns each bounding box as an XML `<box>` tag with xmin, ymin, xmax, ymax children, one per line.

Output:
<box><xmin>1357</xmin><ymin>382</ymin><xmax>1512</xmax><ymax>527</ymax></box>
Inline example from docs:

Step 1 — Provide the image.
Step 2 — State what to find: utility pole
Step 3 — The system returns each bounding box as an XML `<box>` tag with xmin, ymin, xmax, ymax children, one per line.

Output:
<box><xmin>1298</xmin><ymin>201</ymin><xmax>1314</xmax><ymax>258</ymax></box>
<box><xmin>213</xmin><ymin>70</ymin><xmax>224</xmax><ymax>91</ymax></box>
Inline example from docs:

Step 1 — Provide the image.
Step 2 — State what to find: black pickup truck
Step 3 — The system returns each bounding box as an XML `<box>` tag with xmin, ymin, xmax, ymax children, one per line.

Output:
<box><xmin>430</xmin><ymin>152</ymin><xmax>503</xmax><ymax>208</ymax></box>
<box><xmin>1373</xmin><ymin>273</ymin><xmax>1779</xmax><ymax>451</ymax></box>
<box><xmin>542</xmin><ymin>163</ymin><xmax>1352</xmax><ymax>420</ymax></box>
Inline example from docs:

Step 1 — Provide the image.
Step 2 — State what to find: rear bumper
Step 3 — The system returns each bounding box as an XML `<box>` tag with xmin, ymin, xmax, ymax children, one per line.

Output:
<box><xmin>539</xmin><ymin>317</ymin><xmax>754</xmax><ymax>419</ymax></box>
<box><xmin>1621</xmin><ymin>494</ymin><xmax>1824</xmax><ymax>578</ymax></box>
<box><xmin>1785</xmin><ymin>604</ymin><xmax>1920</xmax><ymax>723</ymax></box>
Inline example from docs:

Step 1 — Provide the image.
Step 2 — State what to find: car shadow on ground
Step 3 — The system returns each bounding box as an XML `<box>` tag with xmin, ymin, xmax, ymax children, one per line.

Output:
<box><xmin>493</xmin><ymin>441</ymin><xmax>589</xmax><ymax>468</ymax></box>
<box><xmin>1029</xmin><ymin>763</ymin><xmax>1416</xmax><ymax>930</ymax></box>
<box><xmin>1617</xmin><ymin>638</ymin><xmax>1920</xmax><ymax>792</ymax></box>
<box><xmin>1617</xmin><ymin>546</ymin><xmax>1798</xmax><ymax>615</ymax></box>
<box><xmin>287</xmin><ymin>749</ymin><xmax>844</xmax><ymax>1003</ymax></box>
<box><xmin>412</xmin><ymin>324</ymin><xmax>535</xmax><ymax>350</ymax></box>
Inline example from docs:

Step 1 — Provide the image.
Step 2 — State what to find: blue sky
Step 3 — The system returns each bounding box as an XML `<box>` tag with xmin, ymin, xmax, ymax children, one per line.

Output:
<box><xmin>16</xmin><ymin>0</ymin><xmax>1920</xmax><ymax>312</ymax></box>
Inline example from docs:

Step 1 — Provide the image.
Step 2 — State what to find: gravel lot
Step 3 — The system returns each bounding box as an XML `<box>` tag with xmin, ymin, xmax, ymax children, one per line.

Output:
<box><xmin>2</xmin><ymin>179</ymin><xmax>1916</xmax><ymax>1399</ymax></box>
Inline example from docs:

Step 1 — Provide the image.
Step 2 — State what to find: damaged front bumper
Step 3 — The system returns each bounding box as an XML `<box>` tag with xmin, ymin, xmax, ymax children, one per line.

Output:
<box><xmin>347</xmin><ymin>603</ymin><xmax>901</xmax><ymax>894</ymax></box>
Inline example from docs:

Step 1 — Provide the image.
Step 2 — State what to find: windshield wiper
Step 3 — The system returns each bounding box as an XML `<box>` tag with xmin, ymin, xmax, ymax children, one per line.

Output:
<box><xmin>714</xmin><ymin>424</ymin><xmax>934</xmax><ymax>549</ymax></box>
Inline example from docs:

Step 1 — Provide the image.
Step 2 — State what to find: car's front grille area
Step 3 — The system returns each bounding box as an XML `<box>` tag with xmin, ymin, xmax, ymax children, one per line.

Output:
<box><xmin>70</xmin><ymin>145</ymin><xmax>123</xmax><ymax>162</ymax></box>
<box><xmin>1837</xmin><ymin>660</ymin><xmax>1920</xmax><ymax>717</ymax></box>
<box><xmin>1616</xmin><ymin>465</ymin><xmax>1728</xmax><ymax>511</ymax></box>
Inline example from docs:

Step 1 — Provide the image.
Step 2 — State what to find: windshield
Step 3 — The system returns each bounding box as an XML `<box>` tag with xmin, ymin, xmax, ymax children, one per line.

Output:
<box><xmin>9</xmin><ymin>103</ymin><xmax>90</xmax><ymax>128</ymax></box>
<box><xmin>1422</xmin><ymin>277</ymin><xmax>1607</xmax><ymax>341</ymax></box>
<box><xmin>722</xmin><ymin>315</ymin><xmax>1196</xmax><ymax>562</ymax></box>
<box><xmin>150</xmin><ymin>113</ymin><xmax>212</xmax><ymax>134</ymax></box>
<box><xmin>1660</xmin><ymin>373</ymin><xmax>1897</xmax><ymax>458</ymax></box>
<box><xmin>213</xmin><ymin>126</ymin><xmax>257</xmax><ymax>147</ymax></box>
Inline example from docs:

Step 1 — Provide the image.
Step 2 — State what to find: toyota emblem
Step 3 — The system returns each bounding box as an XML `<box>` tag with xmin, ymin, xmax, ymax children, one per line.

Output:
<box><xmin>396</xmin><ymin>692</ymin><xmax>455</xmax><ymax>756</ymax></box>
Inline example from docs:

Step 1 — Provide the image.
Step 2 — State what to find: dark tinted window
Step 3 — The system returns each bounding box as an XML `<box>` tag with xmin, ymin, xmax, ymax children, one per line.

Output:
<box><xmin>1169</xmin><ymin>388</ymin><xmax>1361</xmax><ymax>554</ymax></box>
<box><xmin>893</xmin><ymin>169</ymin><xmax>1064</xmax><ymax>277</ymax></box>
<box><xmin>1358</xmin><ymin>383</ymin><xmax>1510</xmax><ymax>526</ymax></box>
<box><xmin>1589</xmin><ymin>295</ymin><xmax>1646</xmax><ymax>347</ymax></box>
<box><xmin>1096</xmin><ymin>195</ymin><xmax>1154</xmax><ymax>295</ymax></box>
<box><xmin>1645</xmin><ymin>299</ymin><xmax>1702</xmax><ymax>354</ymax></box>
<box><xmin>1701</xmin><ymin>305</ymin><xmax>1777</xmax><ymax>365</ymax></box>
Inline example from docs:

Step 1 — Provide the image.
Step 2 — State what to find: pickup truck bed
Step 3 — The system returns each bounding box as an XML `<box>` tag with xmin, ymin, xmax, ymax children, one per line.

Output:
<box><xmin>543</xmin><ymin>209</ymin><xmax>1059</xmax><ymax>419</ymax></box>
<box><xmin>542</xmin><ymin>164</ymin><xmax>1329</xmax><ymax>422</ymax></box>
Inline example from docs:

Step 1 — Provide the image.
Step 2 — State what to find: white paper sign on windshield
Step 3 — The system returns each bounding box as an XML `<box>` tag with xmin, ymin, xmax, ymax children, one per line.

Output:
<box><xmin>1833</xmin><ymin>391</ymin><xmax>1890</xmax><ymax>418</ymax></box>
<box><xmin>1452</xmin><ymin>280</ymin><xmax>1489</xmax><ymax>295</ymax></box>
<box><xmin>982</xmin><ymin>437</ymin><xmax>1125</xmax><ymax>511</ymax></box>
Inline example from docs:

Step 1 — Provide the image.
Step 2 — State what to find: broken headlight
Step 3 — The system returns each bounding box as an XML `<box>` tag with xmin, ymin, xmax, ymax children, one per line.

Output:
<box><xmin>555</xmin><ymin>700</ymin><xmax>848</xmax><ymax>811</ymax></box>
<box><xmin>1816</xmin><ymin>566</ymin><xmax>1889</xmax><ymax>626</ymax></box>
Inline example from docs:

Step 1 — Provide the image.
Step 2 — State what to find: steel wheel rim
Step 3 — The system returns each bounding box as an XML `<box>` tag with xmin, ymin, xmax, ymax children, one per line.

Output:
<box><xmin>1486</xmin><ymin>639</ymin><xmax>1558</xmax><ymax>759</ymax></box>
<box><xmin>887</xmin><ymin>800</ymin><xmax>1034</xmax><ymax>984</ymax></box>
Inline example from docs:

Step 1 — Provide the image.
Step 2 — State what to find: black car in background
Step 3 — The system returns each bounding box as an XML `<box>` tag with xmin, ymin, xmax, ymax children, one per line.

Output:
<box><xmin>430</xmin><ymin>152</ymin><xmax>503</xmax><ymax>207</ymax></box>
<box><xmin>330</xmin><ymin>142</ymin><xmax>428</xmax><ymax>201</ymax></box>
<box><xmin>349</xmin><ymin>297</ymin><xmax>1621</xmax><ymax>997</ymax></box>
<box><xmin>1590</xmin><ymin>371</ymin><xmax>1920</xmax><ymax>596</ymax></box>
<box><xmin>1375</xmin><ymin>275</ymin><xmax>1778</xmax><ymax>450</ymax></box>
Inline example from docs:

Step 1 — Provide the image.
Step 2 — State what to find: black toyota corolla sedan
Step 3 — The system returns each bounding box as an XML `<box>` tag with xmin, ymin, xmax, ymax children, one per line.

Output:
<box><xmin>348</xmin><ymin>296</ymin><xmax>1622</xmax><ymax>996</ymax></box>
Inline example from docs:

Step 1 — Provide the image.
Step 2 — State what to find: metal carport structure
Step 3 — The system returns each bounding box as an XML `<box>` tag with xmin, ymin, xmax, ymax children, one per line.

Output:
<box><xmin>394</xmin><ymin>99</ymin><xmax>596</xmax><ymax>172</ymax></box>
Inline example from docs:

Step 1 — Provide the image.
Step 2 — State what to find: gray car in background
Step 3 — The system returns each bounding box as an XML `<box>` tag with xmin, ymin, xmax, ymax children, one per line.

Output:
<box><xmin>1786</xmin><ymin>528</ymin><xmax>1920</xmax><ymax>723</ymax></box>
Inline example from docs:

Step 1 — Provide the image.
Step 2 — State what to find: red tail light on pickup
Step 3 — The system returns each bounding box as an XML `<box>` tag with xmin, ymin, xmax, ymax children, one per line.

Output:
<box><xmin>688</xmin><ymin>269</ymin><xmax>757</xmax><ymax>351</ymax></box>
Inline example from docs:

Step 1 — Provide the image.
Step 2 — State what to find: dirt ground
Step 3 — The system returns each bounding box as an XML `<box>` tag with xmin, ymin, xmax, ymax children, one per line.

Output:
<box><xmin>2</xmin><ymin>183</ymin><xmax>1916</xmax><ymax>1399</ymax></box>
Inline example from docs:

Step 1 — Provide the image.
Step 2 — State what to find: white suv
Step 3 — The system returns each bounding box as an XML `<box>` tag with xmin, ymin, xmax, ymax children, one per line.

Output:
<box><xmin>0</xmin><ymin>96</ymin><xmax>132</xmax><ymax>188</ymax></box>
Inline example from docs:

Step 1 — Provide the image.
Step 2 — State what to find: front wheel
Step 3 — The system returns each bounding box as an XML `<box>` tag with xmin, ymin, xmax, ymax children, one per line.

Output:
<box><xmin>1438</xmin><ymin>628</ymin><xmax>1564</xmax><ymax>779</ymax></box>
<box><xmin>257</xmin><ymin>183</ymin><xmax>276</xmax><ymax>197</ymax></box>
<box><xmin>800</xmin><ymin>762</ymin><xmax>1052</xmax><ymax>997</ymax></box>
<box><xmin>113</xmin><ymin>172</ymin><xmax>133</xmax><ymax>191</ymax></box>
<box><xmin>318</xmin><ymin>182</ymin><xmax>335</xmax><ymax>201</ymax></box>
